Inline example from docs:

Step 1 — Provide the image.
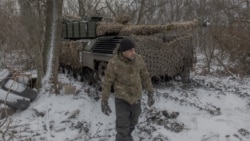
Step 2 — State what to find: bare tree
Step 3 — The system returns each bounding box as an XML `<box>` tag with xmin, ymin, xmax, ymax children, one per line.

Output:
<box><xmin>43</xmin><ymin>0</ymin><xmax>63</xmax><ymax>93</ymax></box>
<box><xmin>209</xmin><ymin>0</ymin><xmax>250</xmax><ymax>75</ymax></box>
<box><xmin>78</xmin><ymin>0</ymin><xmax>103</xmax><ymax>18</ymax></box>
<box><xmin>18</xmin><ymin>0</ymin><xmax>46</xmax><ymax>88</ymax></box>
<box><xmin>16</xmin><ymin>0</ymin><xmax>250</xmax><ymax>78</ymax></box>
<box><xmin>17</xmin><ymin>0</ymin><xmax>63</xmax><ymax>91</ymax></box>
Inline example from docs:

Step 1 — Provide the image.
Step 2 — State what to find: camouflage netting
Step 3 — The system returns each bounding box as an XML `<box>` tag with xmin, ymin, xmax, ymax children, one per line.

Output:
<box><xmin>96</xmin><ymin>19</ymin><xmax>199</xmax><ymax>36</ymax></box>
<box><xmin>132</xmin><ymin>34</ymin><xmax>193</xmax><ymax>82</ymax></box>
<box><xmin>60</xmin><ymin>17</ymin><xmax>200</xmax><ymax>82</ymax></box>
<box><xmin>114</xmin><ymin>15</ymin><xmax>131</xmax><ymax>24</ymax></box>
<box><xmin>95</xmin><ymin>19</ymin><xmax>197</xmax><ymax>82</ymax></box>
<box><xmin>59</xmin><ymin>40</ymin><xmax>86</xmax><ymax>71</ymax></box>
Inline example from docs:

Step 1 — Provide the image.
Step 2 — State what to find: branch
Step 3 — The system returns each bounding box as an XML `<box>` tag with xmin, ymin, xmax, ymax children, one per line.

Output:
<box><xmin>105</xmin><ymin>0</ymin><xmax>116</xmax><ymax>17</ymax></box>
<box><xmin>215</xmin><ymin>56</ymin><xmax>240</xmax><ymax>79</ymax></box>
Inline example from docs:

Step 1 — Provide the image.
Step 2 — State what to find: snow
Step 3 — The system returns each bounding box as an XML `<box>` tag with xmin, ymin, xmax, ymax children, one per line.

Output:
<box><xmin>0</xmin><ymin>89</ymin><xmax>30</xmax><ymax>103</ymax></box>
<box><xmin>0</xmin><ymin>76</ymin><xmax>30</xmax><ymax>103</ymax></box>
<box><xmin>0</xmin><ymin>73</ymin><xmax>249</xmax><ymax>141</ymax></box>
<box><xmin>1</xmin><ymin>53</ymin><xmax>250</xmax><ymax>141</ymax></box>
<box><xmin>4</xmin><ymin>79</ymin><xmax>26</xmax><ymax>93</ymax></box>
<box><xmin>0</xmin><ymin>68</ymin><xmax>9</xmax><ymax>80</ymax></box>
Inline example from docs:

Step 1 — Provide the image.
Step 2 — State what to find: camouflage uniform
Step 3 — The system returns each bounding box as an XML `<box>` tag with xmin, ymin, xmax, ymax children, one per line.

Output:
<box><xmin>101</xmin><ymin>52</ymin><xmax>153</xmax><ymax>141</ymax></box>
<box><xmin>102</xmin><ymin>52</ymin><xmax>153</xmax><ymax>104</ymax></box>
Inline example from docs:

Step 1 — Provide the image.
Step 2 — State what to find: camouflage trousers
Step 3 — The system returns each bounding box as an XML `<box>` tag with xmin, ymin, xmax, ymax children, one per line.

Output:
<box><xmin>115</xmin><ymin>98</ymin><xmax>141</xmax><ymax>141</ymax></box>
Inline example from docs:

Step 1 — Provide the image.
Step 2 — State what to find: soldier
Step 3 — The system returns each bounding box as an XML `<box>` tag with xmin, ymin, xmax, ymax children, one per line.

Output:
<box><xmin>101</xmin><ymin>37</ymin><xmax>155</xmax><ymax>141</ymax></box>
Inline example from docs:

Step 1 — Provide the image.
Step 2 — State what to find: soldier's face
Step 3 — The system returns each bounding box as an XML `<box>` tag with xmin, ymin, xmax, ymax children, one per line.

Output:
<box><xmin>122</xmin><ymin>48</ymin><xmax>136</xmax><ymax>60</ymax></box>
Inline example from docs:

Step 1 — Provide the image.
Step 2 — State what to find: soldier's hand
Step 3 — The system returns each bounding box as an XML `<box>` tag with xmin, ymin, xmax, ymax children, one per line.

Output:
<box><xmin>101</xmin><ymin>100</ymin><xmax>112</xmax><ymax>116</ymax></box>
<box><xmin>147</xmin><ymin>92</ymin><xmax>155</xmax><ymax>107</ymax></box>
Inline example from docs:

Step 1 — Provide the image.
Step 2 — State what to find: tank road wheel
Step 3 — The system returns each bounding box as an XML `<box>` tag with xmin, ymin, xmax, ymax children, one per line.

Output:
<box><xmin>81</xmin><ymin>67</ymin><xmax>95</xmax><ymax>85</ymax></box>
<box><xmin>97</xmin><ymin>61</ymin><xmax>108</xmax><ymax>83</ymax></box>
<box><xmin>94</xmin><ymin>61</ymin><xmax>108</xmax><ymax>90</ymax></box>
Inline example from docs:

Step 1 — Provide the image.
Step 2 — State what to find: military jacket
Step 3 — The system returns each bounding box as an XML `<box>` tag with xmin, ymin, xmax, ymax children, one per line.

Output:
<box><xmin>101</xmin><ymin>52</ymin><xmax>153</xmax><ymax>105</ymax></box>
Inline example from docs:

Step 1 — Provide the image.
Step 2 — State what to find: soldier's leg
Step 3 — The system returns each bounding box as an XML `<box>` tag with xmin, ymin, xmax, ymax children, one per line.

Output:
<box><xmin>115</xmin><ymin>98</ymin><xmax>131</xmax><ymax>141</ymax></box>
<box><xmin>129</xmin><ymin>101</ymin><xmax>141</xmax><ymax>135</ymax></box>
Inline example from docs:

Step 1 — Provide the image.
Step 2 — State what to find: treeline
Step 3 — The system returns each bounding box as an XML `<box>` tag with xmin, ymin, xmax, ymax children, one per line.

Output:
<box><xmin>0</xmin><ymin>0</ymin><xmax>250</xmax><ymax>76</ymax></box>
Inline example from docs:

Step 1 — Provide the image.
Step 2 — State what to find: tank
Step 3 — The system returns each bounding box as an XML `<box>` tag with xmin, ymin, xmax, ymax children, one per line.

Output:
<box><xmin>60</xmin><ymin>16</ymin><xmax>206</xmax><ymax>85</ymax></box>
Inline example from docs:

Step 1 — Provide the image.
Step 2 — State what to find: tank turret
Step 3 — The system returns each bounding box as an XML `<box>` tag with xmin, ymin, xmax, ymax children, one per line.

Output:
<box><xmin>60</xmin><ymin>16</ymin><xmax>206</xmax><ymax>84</ymax></box>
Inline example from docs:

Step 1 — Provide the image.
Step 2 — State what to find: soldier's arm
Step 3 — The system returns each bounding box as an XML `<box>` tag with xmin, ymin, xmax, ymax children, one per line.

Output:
<box><xmin>140</xmin><ymin>60</ymin><xmax>153</xmax><ymax>93</ymax></box>
<box><xmin>101</xmin><ymin>61</ymin><xmax>115</xmax><ymax>101</ymax></box>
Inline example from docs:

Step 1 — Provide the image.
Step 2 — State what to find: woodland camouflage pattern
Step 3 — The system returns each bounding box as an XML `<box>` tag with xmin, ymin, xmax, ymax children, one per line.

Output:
<box><xmin>133</xmin><ymin>34</ymin><xmax>194</xmax><ymax>82</ymax></box>
<box><xmin>101</xmin><ymin>52</ymin><xmax>153</xmax><ymax>105</ymax></box>
<box><xmin>96</xmin><ymin>19</ymin><xmax>199</xmax><ymax>36</ymax></box>
<box><xmin>96</xmin><ymin>18</ymin><xmax>199</xmax><ymax>82</ymax></box>
<box><xmin>59</xmin><ymin>40</ymin><xmax>85</xmax><ymax>70</ymax></box>
<box><xmin>60</xmin><ymin>18</ymin><xmax>199</xmax><ymax>83</ymax></box>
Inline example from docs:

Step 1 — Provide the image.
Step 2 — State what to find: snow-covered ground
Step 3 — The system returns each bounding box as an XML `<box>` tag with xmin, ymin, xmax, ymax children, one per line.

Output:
<box><xmin>1</xmin><ymin>52</ymin><xmax>250</xmax><ymax>141</ymax></box>
<box><xmin>1</xmin><ymin>72</ymin><xmax>249</xmax><ymax>141</ymax></box>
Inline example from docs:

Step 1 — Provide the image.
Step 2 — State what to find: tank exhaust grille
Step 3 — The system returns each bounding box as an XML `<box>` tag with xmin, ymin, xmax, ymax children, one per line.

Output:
<box><xmin>92</xmin><ymin>36</ymin><xmax>123</xmax><ymax>54</ymax></box>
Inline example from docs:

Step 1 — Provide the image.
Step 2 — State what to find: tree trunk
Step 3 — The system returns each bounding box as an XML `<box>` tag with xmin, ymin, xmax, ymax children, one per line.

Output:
<box><xmin>18</xmin><ymin>0</ymin><xmax>45</xmax><ymax>89</ymax></box>
<box><xmin>136</xmin><ymin>0</ymin><xmax>145</xmax><ymax>25</ymax></box>
<box><xmin>78</xmin><ymin>0</ymin><xmax>85</xmax><ymax>18</ymax></box>
<box><xmin>43</xmin><ymin>0</ymin><xmax>63</xmax><ymax>93</ymax></box>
